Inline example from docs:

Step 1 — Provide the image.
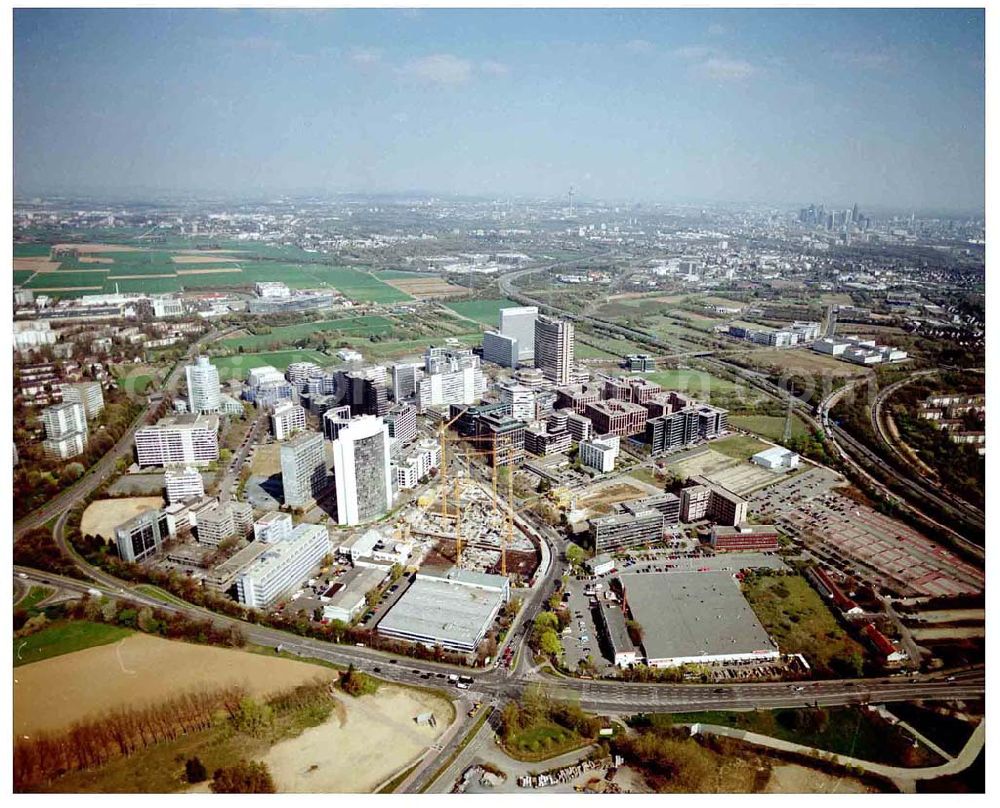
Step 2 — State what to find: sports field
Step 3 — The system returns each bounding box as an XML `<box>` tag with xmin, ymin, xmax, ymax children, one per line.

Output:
<box><xmin>210</xmin><ymin>349</ymin><xmax>329</xmax><ymax>378</ymax></box>
<box><xmin>728</xmin><ymin>414</ymin><xmax>809</xmax><ymax>442</ymax></box>
<box><xmin>445</xmin><ymin>297</ymin><xmax>521</xmax><ymax>324</ymax></box>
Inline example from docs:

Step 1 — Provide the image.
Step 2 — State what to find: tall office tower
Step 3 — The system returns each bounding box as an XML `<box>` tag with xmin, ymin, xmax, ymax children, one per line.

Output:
<box><xmin>499</xmin><ymin>306</ymin><xmax>538</xmax><ymax>362</ymax></box>
<box><xmin>280</xmin><ymin>431</ymin><xmax>329</xmax><ymax>509</ymax></box>
<box><xmin>338</xmin><ymin>368</ymin><xmax>389</xmax><ymax>417</ymax></box>
<box><xmin>534</xmin><ymin>315</ymin><xmax>574</xmax><ymax>385</ymax></box>
<box><xmin>332</xmin><ymin>415</ymin><xmax>393</xmax><ymax>526</ymax></box>
<box><xmin>60</xmin><ymin>382</ymin><xmax>105</xmax><ymax>420</ymax></box>
<box><xmin>185</xmin><ymin>356</ymin><xmax>221</xmax><ymax>414</ymax></box>
<box><xmin>322</xmin><ymin>404</ymin><xmax>353</xmax><ymax>442</ymax></box>
<box><xmin>391</xmin><ymin>362</ymin><xmax>423</xmax><ymax>401</ymax></box>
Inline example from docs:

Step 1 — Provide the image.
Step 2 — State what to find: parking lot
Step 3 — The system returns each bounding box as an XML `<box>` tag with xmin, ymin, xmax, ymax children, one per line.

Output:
<box><xmin>559</xmin><ymin>573</ymin><xmax>613</xmax><ymax>675</ymax></box>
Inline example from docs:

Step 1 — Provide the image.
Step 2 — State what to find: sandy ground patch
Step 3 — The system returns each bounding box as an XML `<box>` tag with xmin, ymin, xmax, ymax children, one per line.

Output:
<box><xmin>763</xmin><ymin>763</ymin><xmax>875</xmax><ymax>793</ymax></box>
<box><xmin>13</xmin><ymin>634</ymin><xmax>334</xmax><ymax>737</ymax></box>
<box><xmin>666</xmin><ymin>447</ymin><xmax>740</xmax><ymax>479</ymax></box>
<box><xmin>577</xmin><ymin>480</ymin><xmax>651</xmax><ymax>515</ymax></box>
<box><xmin>250</xmin><ymin>442</ymin><xmax>282</xmax><ymax>477</ymax></box>
<box><xmin>51</xmin><ymin>243</ymin><xmax>145</xmax><ymax>253</ymax></box>
<box><xmin>387</xmin><ymin>277</ymin><xmax>465</xmax><ymax>297</ymax></box>
<box><xmin>81</xmin><ymin>496</ymin><xmax>165</xmax><ymax>540</ymax></box>
<box><xmin>13</xmin><ymin>257</ymin><xmax>58</xmax><ymax>272</ymax></box>
<box><xmin>175</xmin><ymin>267</ymin><xmax>243</xmax><ymax>275</ymax></box>
<box><xmin>264</xmin><ymin>685</ymin><xmax>452</xmax><ymax>793</ymax></box>
<box><xmin>170</xmin><ymin>255</ymin><xmax>239</xmax><ymax>264</ymax></box>
<box><xmin>77</xmin><ymin>256</ymin><xmax>114</xmax><ymax>264</ymax></box>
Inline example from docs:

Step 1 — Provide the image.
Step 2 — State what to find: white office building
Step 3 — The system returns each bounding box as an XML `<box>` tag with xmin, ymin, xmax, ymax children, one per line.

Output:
<box><xmin>236</xmin><ymin>523</ymin><xmax>331</xmax><ymax>609</ymax></box>
<box><xmin>253</xmin><ymin>511</ymin><xmax>294</xmax><ymax>544</ymax></box>
<box><xmin>152</xmin><ymin>296</ymin><xmax>185</xmax><ymax>318</ymax></box>
<box><xmin>579</xmin><ymin>434</ymin><xmax>621</xmax><ymax>473</ymax></box>
<box><xmin>14</xmin><ymin>320</ymin><xmax>57</xmax><ymax>352</ymax></box>
<box><xmin>322</xmin><ymin>405</ymin><xmax>352</xmax><ymax>441</ymax></box>
<box><xmin>416</xmin><ymin>366</ymin><xmax>486</xmax><ymax>412</ymax></box>
<box><xmin>185</xmin><ymin>356</ymin><xmax>221</xmax><ymax>414</ymax></box>
<box><xmin>271</xmin><ymin>400</ymin><xmax>307</xmax><ymax>441</ymax></box>
<box><xmin>499</xmin><ymin>382</ymin><xmax>536</xmax><ymax>421</ymax></box>
<box><xmin>333</xmin><ymin>415</ymin><xmax>393</xmax><ymax>526</ymax></box>
<box><xmin>135</xmin><ymin>414</ymin><xmax>220</xmax><ymax>467</ymax></box>
<box><xmin>499</xmin><ymin>305</ymin><xmax>538</xmax><ymax>362</ymax></box>
<box><xmin>164</xmin><ymin>466</ymin><xmax>205</xmax><ymax>504</ymax></box>
<box><xmin>482</xmin><ymin>330</ymin><xmax>519</xmax><ymax>368</ymax></box>
<box><xmin>280</xmin><ymin>431</ymin><xmax>329</xmax><ymax>509</ymax></box>
<box><xmin>394</xmin><ymin>439</ymin><xmax>442</xmax><ymax>489</ymax></box>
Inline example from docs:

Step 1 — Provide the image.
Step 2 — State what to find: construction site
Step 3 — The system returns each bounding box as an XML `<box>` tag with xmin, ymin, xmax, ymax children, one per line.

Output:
<box><xmin>408</xmin><ymin>476</ymin><xmax>540</xmax><ymax>582</ymax></box>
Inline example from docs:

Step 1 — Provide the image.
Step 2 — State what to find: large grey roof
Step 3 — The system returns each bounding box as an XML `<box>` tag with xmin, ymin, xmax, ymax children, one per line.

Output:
<box><xmin>378</xmin><ymin>575</ymin><xmax>505</xmax><ymax>647</ymax></box>
<box><xmin>622</xmin><ymin>571</ymin><xmax>777</xmax><ymax>663</ymax></box>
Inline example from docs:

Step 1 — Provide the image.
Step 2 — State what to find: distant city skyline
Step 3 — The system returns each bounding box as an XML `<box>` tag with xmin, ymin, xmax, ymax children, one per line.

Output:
<box><xmin>14</xmin><ymin>7</ymin><xmax>985</xmax><ymax>213</ymax></box>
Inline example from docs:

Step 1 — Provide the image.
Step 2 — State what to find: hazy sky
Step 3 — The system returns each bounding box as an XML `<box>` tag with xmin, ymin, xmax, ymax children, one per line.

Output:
<box><xmin>13</xmin><ymin>7</ymin><xmax>985</xmax><ymax>212</ymax></box>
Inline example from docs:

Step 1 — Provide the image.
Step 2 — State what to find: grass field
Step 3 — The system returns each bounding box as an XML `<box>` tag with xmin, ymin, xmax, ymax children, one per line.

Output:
<box><xmin>728</xmin><ymin>414</ymin><xmax>809</xmax><ymax>442</ymax></box>
<box><xmin>309</xmin><ymin>266</ymin><xmax>411</xmax><ymax>303</ymax></box>
<box><xmin>742</xmin><ymin>574</ymin><xmax>867</xmax><ymax>676</ymax></box>
<box><xmin>14</xmin><ymin>244</ymin><xmax>53</xmax><ymax>257</ymax></box>
<box><xmin>636</xmin><ymin>369</ymin><xmax>743</xmax><ymax>397</ymax></box>
<box><xmin>374</xmin><ymin>270</ymin><xmax>429</xmax><ymax>279</ymax></box>
<box><xmin>445</xmin><ymin>297</ymin><xmax>521</xmax><ymax>324</ymax></box>
<box><xmin>219</xmin><ymin>316</ymin><xmax>395</xmax><ymax>351</ymax></box>
<box><xmin>25</xmin><ymin>270</ymin><xmax>109</xmax><ymax>290</ymax></box>
<box><xmin>16</xmin><ymin>586</ymin><xmax>54</xmax><ymax>612</ymax></box>
<box><xmin>210</xmin><ymin>349</ymin><xmax>329</xmax><ymax>377</ymax></box>
<box><xmin>14</xmin><ymin>270</ymin><xmax>36</xmax><ymax>286</ymax></box>
<box><xmin>14</xmin><ymin>621</ymin><xmax>134</xmax><ymax>668</ymax></box>
<box><xmin>709</xmin><ymin>434</ymin><xmax>772</xmax><ymax>460</ymax></box>
<box><xmin>502</xmin><ymin>720</ymin><xmax>586</xmax><ymax>762</ymax></box>
<box><xmin>669</xmin><ymin>707</ymin><xmax>942</xmax><ymax>768</ymax></box>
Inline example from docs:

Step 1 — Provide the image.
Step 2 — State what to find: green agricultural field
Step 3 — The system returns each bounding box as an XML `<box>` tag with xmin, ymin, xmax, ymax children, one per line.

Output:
<box><xmin>742</xmin><ymin>573</ymin><xmax>867</xmax><ymax>677</ymax></box>
<box><xmin>445</xmin><ymin>297</ymin><xmax>521</xmax><ymax>324</ymax></box>
<box><xmin>308</xmin><ymin>266</ymin><xmax>411</xmax><ymax>303</ymax></box>
<box><xmin>14</xmin><ymin>270</ymin><xmax>36</xmax><ymax>286</ymax></box>
<box><xmin>13</xmin><ymin>620</ymin><xmax>133</xmax><ymax>667</ymax></box>
<box><xmin>728</xmin><ymin>414</ymin><xmax>809</xmax><ymax>442</ymax></box>
<box><xmin>106</xmin><ymin>277</ymin><xmax>182</xmax><ymax>294</ymax></box>
<box><xmin>220</xmin><ymin>316</ymin><xmax>395</xmax><ymax>350</ymax></box>
<box><xmin>174</xmin><ymin>271</ymin><xmax>249</xmax><ymax>289</ymax></box>
<box><xmin>14</xmin><ymin>244</ymin><xmax>53</xmax><ymax>257</ymax></box>
<box><xmin>26</xmin><ymin>271</ymin><xmax>109</xmax><ymax>290</ymax></box>
<box><xmin>210</xmin><ymin>349</ymin><xmax>329</xmax><ymax>378</ymax></box>
<box><xmin>574</xmin><ymin>341</ymin><xmax>620</xmax><ymax>359</ymax></box>
<box><xmin>238</xmin><ymin>263</ymin><xmax>326</xmax><ymax>288</ymax></box>
<box><xmin>709</xmin><ymin>434</ymin><xmax>772</xmax><ymax>460</ymax></box>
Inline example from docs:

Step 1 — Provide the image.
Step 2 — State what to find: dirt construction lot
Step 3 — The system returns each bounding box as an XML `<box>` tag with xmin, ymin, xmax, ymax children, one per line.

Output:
<box><xmin>81</xmin><ymin>496</ymin><xmax>165</xmax><ymax>540</ymax></box>
<box><xmin>264</xmin><ymin>685</ymin><xmax>454</xmax><ymax>792</ymax></box>
<box><xmin>13</xmin><ymin>634</ymin><xmax>334</xmax><ymax>736</ymax></box>
<box><xmin>576</xmin><ymin>480</ymin><xmax>655</xmax><ymax>515</ymax></box>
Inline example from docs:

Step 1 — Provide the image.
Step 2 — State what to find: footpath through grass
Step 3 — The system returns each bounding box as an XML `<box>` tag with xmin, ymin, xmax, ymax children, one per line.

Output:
<box><xmin>14</xmin><ymin>620</ymin><xmax>133</xmax><ymax>667</ymax></box>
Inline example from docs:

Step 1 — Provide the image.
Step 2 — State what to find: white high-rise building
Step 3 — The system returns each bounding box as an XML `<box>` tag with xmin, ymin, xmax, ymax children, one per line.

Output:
<box><xmin>280</xmin><ymin>431</ymin><xmax>328</xmax><ymax>509</ymax></box>
<box><xmin>135</xmin><ymin>414</ymin><xmax>220</xmax><ymax>467</ymax></box>
<box><xmin>333</xmin><ymin>415</ymin><xmax>393</xmax><ymax>526</ymax></box>
<box><xmin>499</xmin><ymin>382</ymin><xmax>535</xmax><ymax>420</ymax></box>
<box><xmin>236</xmin><ymin>523</ymin><xmax>331</xmax><ymax>608</ymax></box>
<box><xmin>164</xmin><ymin>466</ymin><xmax>205</xmax><ymax>504</ymax></box>
<box><xmin>185</xmin><ymin>356</ymin><xmax>221</xmax><ymax>414</ymax></box>
<box><xmin>535</xmin><ymin>315</ymin><xmax>575</xmax><ymax>385</ymax></box>
<box><xmin>271</xmin><ymin>401</ymin><xmax>307</xmax><ymax>441</ymax></box>
<box><xmin>416</xmin><ymin>366</ymin><xmax>486</xmax><ymax>412</ymax></box>
<box><xmin>60</xmin><ymin>382</ymin><xmax>105</xmax><ymax>420</ymax></box>
<box><xmin>391</xmin><ymin>362</ymin><xmax>423</xmax><ymax>401</ymax></box>
<box><xmin>41</xmin><ymin>401</ymin><xmax>88</xmax><ymax>460</ymax></box>
<box><xmin>499</xmin><ymin>306</ymin><xmax>538</xmax><ymax>362</ymax></box>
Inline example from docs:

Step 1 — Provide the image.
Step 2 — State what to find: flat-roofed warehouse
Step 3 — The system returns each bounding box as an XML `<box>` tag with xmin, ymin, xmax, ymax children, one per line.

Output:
<box><xmin>377</xmin><ymin>567</ymin><xmax>509</xmax><ymax>653</ymax></box>
<box><xmin>621</xmin><ymin>571</ymin><xmax>779</xmax><ymax>668</ymax></box>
